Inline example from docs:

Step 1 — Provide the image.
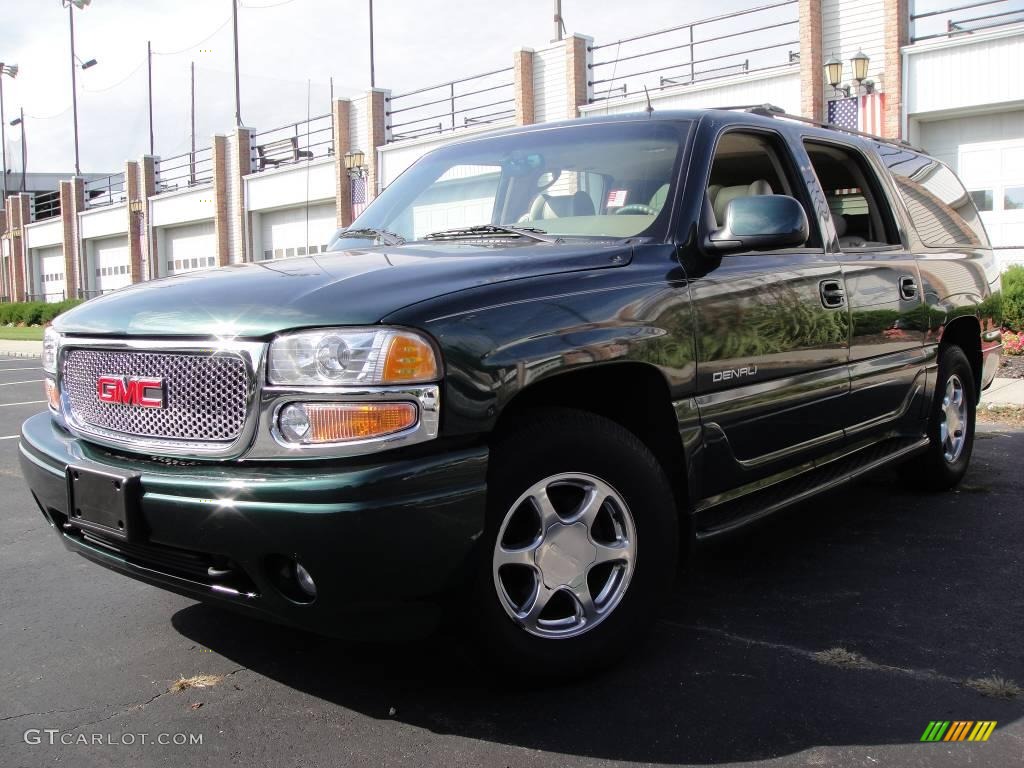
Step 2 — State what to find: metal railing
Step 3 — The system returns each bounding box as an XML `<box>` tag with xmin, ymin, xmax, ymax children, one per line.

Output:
<box><xmin>30</xmin><ymin>192</ymin><xmax>61</xmax><ymax>222</ymax></box>
<box><xmin>84</xmin><ymin>173</ymin><xmax>127</xmax><ymax>209</ymax></box>
<box><xmin>78</xmin><ymin>288</ymin><xmax>109</xmax><ymax>300</ymax></box>
<box><xmin>156</xmin><ymin>146</ymin><xmax>213</xmax><ymax>192</ymax></box>
<box><xmin>26</xmin><ymin>291</ymin><xmax>66</xmax><ymax>302</ymax></box>
<box><xmin>910</xmin><ymin>1</ymin><xmax>1024</xmax><ymax>43</ymax></box>
<box><xmin>386</xmin><ymin>67</ymin><xmax>516</xmax><ymax>143</ymax></box>
<box><xmin>251</xmin><ymin>113</ymin><xmax>334</xmax><ymax>173</ymax></box>
<box><xmin>588</xmin><ymin>1</ymin><xmax>800</xmax><ymax>103</ymax></box>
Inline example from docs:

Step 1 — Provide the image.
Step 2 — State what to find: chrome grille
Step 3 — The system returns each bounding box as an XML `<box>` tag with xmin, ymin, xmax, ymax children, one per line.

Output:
<box><xmin>62</xmin><ymin>349</ymin><xmax>249</xmax><ymax>443</ymax></box>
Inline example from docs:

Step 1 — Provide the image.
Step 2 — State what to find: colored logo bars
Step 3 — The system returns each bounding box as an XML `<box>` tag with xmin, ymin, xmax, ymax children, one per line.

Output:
<box><xmin>920</xmin><ymin>721</ymin><xmax>997</xmax><ymax>742</ymax></box>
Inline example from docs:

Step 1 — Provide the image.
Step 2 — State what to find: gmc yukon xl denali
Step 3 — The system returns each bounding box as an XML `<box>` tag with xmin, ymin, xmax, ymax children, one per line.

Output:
<box><xmin>20</xmin><ymin>109</ymin><xmax>1002</xmax><ymax>675</ymax></box>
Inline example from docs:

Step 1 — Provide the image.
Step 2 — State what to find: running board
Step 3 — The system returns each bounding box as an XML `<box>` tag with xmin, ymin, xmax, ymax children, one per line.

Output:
<box><xmin>695</xmin><ymin>436</ymin><xmax>929</xmax><ymax>539</ymax></box>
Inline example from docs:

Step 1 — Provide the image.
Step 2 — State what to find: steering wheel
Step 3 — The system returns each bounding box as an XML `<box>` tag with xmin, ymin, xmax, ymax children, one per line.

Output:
<box><xmin>614</xmin><ymin>204</ymin><xmax>656</xmax><ymax>215</ymax></box>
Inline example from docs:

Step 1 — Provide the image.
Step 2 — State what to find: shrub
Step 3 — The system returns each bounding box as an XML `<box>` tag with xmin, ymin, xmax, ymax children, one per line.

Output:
<box><xmin>1001</xmin><ymin>265</ymin><xmax>1024</xmax><ymax>332</ymax></box>
<box><xmin>0</xmin><ymin>299</ymin><xmax>82</xmax><ymax>327</ymax></box>
<box><xmin>1004</xmin><ymin>331</ymin><xmax>1022</xmax><ymax>356</ymax></box>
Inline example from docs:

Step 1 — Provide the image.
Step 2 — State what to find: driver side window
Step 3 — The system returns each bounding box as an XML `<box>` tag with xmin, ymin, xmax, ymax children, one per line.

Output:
<box><xmin>706</xmin><ymin>131</ymin><xmax>798</xmax><ymax>231</ymax></box>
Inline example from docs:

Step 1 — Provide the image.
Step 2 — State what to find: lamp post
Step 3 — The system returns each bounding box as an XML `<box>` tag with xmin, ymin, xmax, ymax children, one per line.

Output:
<box><xmin>824</xmin><ymin>51</ymin><xmax>873</xmax><ymax>97</ymax></box>
<box><xmin>343</xmin><ymin>149</ymin><xmax>367</xmax><ymax>178</ymax></box>
<box><xmin>61</xmin><ymin>0</ymin><xmax>96</xmax><ymax>177</ymax></box>
<box><xmin>368</xmin><ymin>0</ymin><xmax>375</xmax><ymax>88</ymax></box>
<box><xmin>10</xmin><ymin>109</ymin><xmax>25</xmax><ymax>193</ymax></box>
<box><xmin>0</xmin><ymin>62</ymin><xmax>17</xmax><ymax>204</ymax></box>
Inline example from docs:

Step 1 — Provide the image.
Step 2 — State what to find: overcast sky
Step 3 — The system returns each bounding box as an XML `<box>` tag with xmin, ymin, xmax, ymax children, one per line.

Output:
<box><xmin>0</xmin><ymin>0</ymin><xmax>779</xmax><ymax>174</ymax></box>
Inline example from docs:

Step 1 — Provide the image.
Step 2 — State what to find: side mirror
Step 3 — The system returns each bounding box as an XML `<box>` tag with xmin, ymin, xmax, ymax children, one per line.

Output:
<box><xmin>705</xmin><ymin>195</ymin><xmax>809</xmax><ymax>254</ymax></box>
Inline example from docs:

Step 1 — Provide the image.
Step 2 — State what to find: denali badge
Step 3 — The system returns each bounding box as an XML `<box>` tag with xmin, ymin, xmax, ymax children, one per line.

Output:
<box><xmin>96</xmin><ymin>375</ymin><xmax>165</xmax><ymax>408</ymax></box>
<box><xmin>712</xmin><ymin>365</ymin><xmax>758</xmax><ymax>383</ymax></box>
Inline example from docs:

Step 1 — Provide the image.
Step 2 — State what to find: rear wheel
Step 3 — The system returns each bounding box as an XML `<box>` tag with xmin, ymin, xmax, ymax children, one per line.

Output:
<box><xmin>905</xmin><ymin>345</ymin><xmax>976</xmax><ymax>491</ymax></box>
<box><xmin>478</xmin><ymin>409</ymin><xmax>678</xmax><ymax>677</ymax></box>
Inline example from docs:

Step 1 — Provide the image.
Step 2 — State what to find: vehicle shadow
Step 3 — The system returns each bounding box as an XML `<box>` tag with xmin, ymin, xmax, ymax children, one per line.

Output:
<box><xmin>171</xmin><ymin>426</ymin><xmax>1024</xmax><ymax>764</ymax></box>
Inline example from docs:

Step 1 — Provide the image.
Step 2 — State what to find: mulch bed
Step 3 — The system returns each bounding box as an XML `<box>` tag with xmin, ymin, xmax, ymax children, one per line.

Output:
<box><xmin>997</xmin><ymin>355</ymin><xmax>1024</xmax><ymax>380</ymax></box>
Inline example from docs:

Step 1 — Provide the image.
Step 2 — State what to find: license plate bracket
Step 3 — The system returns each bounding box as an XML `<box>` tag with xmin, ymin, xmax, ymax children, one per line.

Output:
<box><xmin>66</xmin><ymin>464</ymin><xmax>142</xmax><ymax>542</ymax></box>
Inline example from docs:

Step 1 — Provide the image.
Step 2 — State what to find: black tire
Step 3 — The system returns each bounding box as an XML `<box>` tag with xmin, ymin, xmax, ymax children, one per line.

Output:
<box><xmin>477</xmin><ymin>408</ymin><xmax>678</xmax><ymax>678</ymax></box>
<box><xmin>905</xmin><ymin>345</ymin><xmax>976</xmax><ymax>491</ymax></box>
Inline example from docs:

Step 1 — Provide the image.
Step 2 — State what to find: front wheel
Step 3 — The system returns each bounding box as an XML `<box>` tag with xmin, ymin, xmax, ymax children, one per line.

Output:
<box><xmin>905</xmin><ymin>345</ymin><xmax>976</xmax><ymax>491</ymax></box>
<box><xmin>477</xmin><ymin>409</ymin><xmax>678</xmax><ymax>677</ymax></box>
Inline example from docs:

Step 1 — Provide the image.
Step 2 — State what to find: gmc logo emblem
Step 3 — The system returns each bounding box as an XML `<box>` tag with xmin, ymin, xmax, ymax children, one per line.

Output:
<box><xmin>96</xmin><ymin>375</ymin><xmax>165</xmax><ymax>408</ymax></box>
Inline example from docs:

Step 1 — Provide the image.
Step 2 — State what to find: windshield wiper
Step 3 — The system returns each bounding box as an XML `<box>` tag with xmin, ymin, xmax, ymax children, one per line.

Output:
<box><xmin>422</xmin><ymin>224</ymin><xmax>564</xmax><ymax>244</ymax></box>
<box><xmin>334</xmin><ymin>227</ymin><xmax>406</xmax><ymax>246</ymax></box>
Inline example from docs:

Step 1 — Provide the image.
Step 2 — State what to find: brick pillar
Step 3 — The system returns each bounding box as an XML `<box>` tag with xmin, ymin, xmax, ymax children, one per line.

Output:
<box><xmin>0</xmin><ymin>207</ymin><xmax>8</xmax><ymax>301</ymax></box>
<box><xmin>68</xmin><ymin>178</ymin><xmax>84</xmax><ymax>297</ymax></box>
<box><xmin>58</xmin><ymin>181</ymin><xmax>77</xmax><ymax>298</ymax></box>
<box><xmin>227</xmin><ymin>127</ymin><xmax>251</xmax><ymax>263</ymax></box>
<box><xmin>513</xmin><ymin>48</ymin><xmax>536</xmax><ymax>126</ymax></box>
<box><xmin>882</xmin><ymin>0</ymin><xmax>908</xmax><ymax>138</ymax></box>
<box><xmin>138</xmin><ymin>156</ymin><xmax>156</xmax><ymax>280</ymax></box>
<box><xmin>565</xmin><ymin>34</ymin><xmax>591</xmax><ymax>118</ymax></box>
<box><xmin>125</xmin><ymin>161</ymin><xmax>144</xmax><ymax>285</ymax></box>
<box><xmin>799</xmin><ymin>0</ymin><xmax>824</xmax><ymax>122</ymax></box>
<box><xmin>366</xmin><ymin>88</ymin><xmax>388</xmax><ymax>201</ymax></box>
<box><xmin>211</xmin><ymin>134</ymin><xmax>231</xmax><ymax>267</ymax></box>
<box><xmin>8</xmin><ymin>194</ymin><xmax>28</xmax><ymax>302</ymax></box>
<box><xmin>332</xmin><ymin>98</ymin><xmax>353</xmax><ymax>227</ymax></box>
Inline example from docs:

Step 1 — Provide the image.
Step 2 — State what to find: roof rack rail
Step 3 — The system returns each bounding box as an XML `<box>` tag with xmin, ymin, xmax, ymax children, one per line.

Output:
<box><xmin>707</xmin><ymin>103</ymin><xmax>924</xmax><ymax>152</ymax></box>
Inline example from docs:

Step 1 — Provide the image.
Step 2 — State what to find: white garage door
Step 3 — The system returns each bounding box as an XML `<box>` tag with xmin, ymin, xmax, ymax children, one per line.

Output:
<box><xmin>920</xmin><ymin>111</ymin><xmax>1024</xmax><ymax>269</ymax></box>
<box><xmin>33</xmin><ymin>246</ymin><xmax>66</xmax><ymax>302</ymax></box>
<box><xmin>92</xmin><ymin>236</ymin><xmax>132</xmax><ymax>293</ymax></box>
<box><xmin>258</xmin><ymin>203</ymin><xmax>336</xmax><ymax>261</ymax></box>
<box><xmin>164</xmin><ymin>221</ymin><xmax>216</xmax><ymax>276</ymax></box>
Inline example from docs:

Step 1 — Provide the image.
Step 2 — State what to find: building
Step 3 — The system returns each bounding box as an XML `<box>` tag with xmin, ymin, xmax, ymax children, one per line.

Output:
<box><xmin>2</xmin><ymin>0</ymin><xmax>1022</xmax><ymax>303</ymax></box>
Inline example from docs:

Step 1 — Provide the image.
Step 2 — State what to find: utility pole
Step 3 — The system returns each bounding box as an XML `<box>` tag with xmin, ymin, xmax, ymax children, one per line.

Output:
<box><xmin>190</xmin><ymin>61</ymin><xmax>196</xmax><ymax>185</ymax></box>
<box><xmin>13</xmin><ymin>108</ymin><xmax>25</xmax><ymax>193</ymax></box>
<box><xmin>0</xmin><ymin>65</ymin><xmax>7</xmax><ymax>204</ymax></box>
<box><xmin>231</xmin><ymin>0</ymin><xmax>242</xmax><ymax>126</ymax></box>
<box><xmin>69</xmin><ymin>3</ymin><xmax>81</xmax><ymax>175</ymax></box>
<box><xmin>368</xmin><ymin>0</ymin><xmax>375</xmax><ymax>88</ymax></box>
<box><xmin>147</xmin><ymin>41</ymin><xmax>154</xmax><ymax>155</ymax></box>
<box><xmin>553</xmin><ymin>0</ymin><xmax>564</xmax><ymax>41</ymax></box>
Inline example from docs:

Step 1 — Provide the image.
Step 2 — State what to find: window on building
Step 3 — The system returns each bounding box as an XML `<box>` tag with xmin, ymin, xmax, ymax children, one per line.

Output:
<box><xmin>875</xmin><ymin>144</ymin><xmax>989</xmax><ymax>248</ymax></box>
<box><xmin>970</xmin><ymin>190</ymin><xmax>993</xmax><ymax>212</ymax></box>
<box><xmin>1006</xmin><ymin>187</ymin><xmax>1024</xmax><ymax>211</ymax></box>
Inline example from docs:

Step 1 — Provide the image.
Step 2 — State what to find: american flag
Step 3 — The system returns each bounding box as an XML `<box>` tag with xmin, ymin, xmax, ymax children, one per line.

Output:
<box><xmin>350</xmin><ymin>177</ymin><xmax>367</xmax><ymax>218</ymax></box>
<box><xmin>827</xmin><ymin>93</ymin><xmax>886</xmax><ymax>135</ymax></box>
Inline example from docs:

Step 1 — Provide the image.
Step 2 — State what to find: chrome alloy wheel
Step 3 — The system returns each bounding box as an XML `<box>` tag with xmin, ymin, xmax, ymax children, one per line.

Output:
<box><xmin>939</xmin><ymin>373</ymin><xmax>968</xmax><ymax>463</ymax></box>
<box><xmin>492</xmin><ymin>472</ymin><xmax>637</xmax><ymax>639</ymax></box>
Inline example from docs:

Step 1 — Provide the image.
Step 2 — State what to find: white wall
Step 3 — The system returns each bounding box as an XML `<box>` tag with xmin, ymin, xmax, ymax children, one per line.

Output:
<box><xmin>822</xmin><ymin>0</ymin><xmax>887</xmax><ymax>101</ymax></box>
<box><xmin>245</xmin><ymin>158</ymin><xmax>335</xmax><ymax>211</ymax></box>
<box><xmin>377</xmin><ymin>121</ymin><xmax>513</xmax><ymax>189</ymax></box>
<box><xmin>24</xmin><ymin>218</ymin><xmax>63</xmax><ymax>250</ymax></box>
<box><xmin>579</xmin><ymin>66</ymin><xmax>800</xmax><ymax>116</ymax></box>
<box><xmin>79</xmin><ymin>204</ymin><xmax>128</xmax><ymax>240</ymax></box>
<box><xmin>904</xmin><ymin>26</ymin><xmax>1024</xmax><ymax>117</ymax></box>
<box><xmin>533</xmin><ymin>42</ymin><xmax>567</xmax><ymax>124</ymax></box>
<box><xmin>149</xmin><ymin>185</ymin><xmax>215</xmax><ymax>228</ymax></box>
<box><xmin>350</xmin><ymin>95</ymin><xmax>370</xmax><ymax>155</ymax></box>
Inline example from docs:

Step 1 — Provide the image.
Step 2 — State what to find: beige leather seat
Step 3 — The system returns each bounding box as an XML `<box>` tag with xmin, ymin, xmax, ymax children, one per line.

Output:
<box><xmin>833</xmin><ymin>213</ymin><xmax>867</xmax><ymax>249</ymax></box>
<box><xmin>525</xmin><ymin>191</ymin><xmax>596</xmax><ymax>220</ymax></box>
<box><xmin>710</xmin><ymin>180</ymin><xmax>773</xmax><ymax>226</ymax></box>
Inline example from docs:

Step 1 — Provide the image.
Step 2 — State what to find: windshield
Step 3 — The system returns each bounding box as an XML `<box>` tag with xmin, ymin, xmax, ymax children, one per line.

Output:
<box><xmin>329</xmin><ymin>120</ymin><xmax>688</xmax><ymax>248</ymax></box>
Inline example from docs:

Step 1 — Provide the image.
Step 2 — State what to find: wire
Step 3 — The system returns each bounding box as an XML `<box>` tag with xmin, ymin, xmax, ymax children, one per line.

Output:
<box><xmin>241</xmin><ymin>0</ymin><xmax>301</xmax><ymax>8</ymax></box>
<box><xmin>82</xmin><ymin>57</ymin><xmax>147</xmax><ymax>93</ymax></box>
<box><xmin>152</xmin><ymin>16</ymin><xmax>232</xmax><ymax>56</ymax></box>
<box><xmin>26</xmin><ymin>104</ymin><xmax>73</xmax><ymax>120</ymax></box>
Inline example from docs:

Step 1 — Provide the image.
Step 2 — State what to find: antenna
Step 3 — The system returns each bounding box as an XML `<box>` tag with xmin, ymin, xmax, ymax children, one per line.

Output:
<box><xmin>304</xmin><ymin>78</ymin><xmax>311</xmax><ymax>259</ymax></box>
<box><xmin>643</xmin><ymin>86</ymin><xmax>654</xmax><ymax>115</ymax></box>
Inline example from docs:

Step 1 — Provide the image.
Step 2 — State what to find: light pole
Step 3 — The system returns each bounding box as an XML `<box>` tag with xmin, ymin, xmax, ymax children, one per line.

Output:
<box><xmin>61</xmin><ymin>0</ymin><xmax>96</xmax><ymax>176</ymax></box>
<box><xmin>0</xmin><ymin>62</ymin><xmax>17</xmax><ymax>204</ymax></box>
<box><xmin>231</xmin><ymin>0</ymin><xmax>242</xmax><ymax>126</ymax></box>
<box><xmin>10</xmin><ymin>109</ymin><xmax>25</xmax><ymax>193</ymax></box>
<box><xmin>368</xmin><ymin>0</ymin><xmax>375</xmax><ymax>88</ymax></box>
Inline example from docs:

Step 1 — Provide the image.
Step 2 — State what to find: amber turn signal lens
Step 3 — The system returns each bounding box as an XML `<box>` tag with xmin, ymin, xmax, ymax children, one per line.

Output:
<box><xmin>278</xmin><ymin>402</ymin><xmax>418</xmax><ymax>445</ymax></box>
<box><xmin>45</xmin><ymin>378</ymin><xmax>59</xmax><ymax>410</ymax></box>
<box><xmin>382</xmin><ymin>333</ymin><xmax>438</xmax><ymax>384</ymax></box>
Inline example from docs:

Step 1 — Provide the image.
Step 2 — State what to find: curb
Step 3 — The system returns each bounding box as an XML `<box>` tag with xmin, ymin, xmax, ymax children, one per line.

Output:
<box><xmin>0</xmin><ymin>351</ymin><xmax>42</xmax><ymax>360</ymax></box>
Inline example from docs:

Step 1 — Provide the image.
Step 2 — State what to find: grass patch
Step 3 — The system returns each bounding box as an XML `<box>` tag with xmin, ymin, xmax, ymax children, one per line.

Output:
<box><xmin>170</xmin><ymin>674</ymin><xmax>224</xmax><ymax>693</ymax></box>
<box><xmin>0</xmin><ymin>326</ymin><xmax>44</xmax><ymax>341</ymax></box>
<box><xmin>977</xmin><ymin>405</ymin><xmax>1024</xmax><ymax>426</ymax></box>
<box><xmin>964</xmin><ymin>676</ymin><xmax>1022</xmax><ymax>699</ymax></box>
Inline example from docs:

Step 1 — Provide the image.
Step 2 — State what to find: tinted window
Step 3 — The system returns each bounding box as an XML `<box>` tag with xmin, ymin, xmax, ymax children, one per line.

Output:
<box><xmin>876</xmin><ymin>144</ymin><xmax>990</xmax><ymax>248</ymax></box>
<box><xmin>970</xmin><ymin>190</ymin><xmax>993</xmax><ymax>212</ymax></box>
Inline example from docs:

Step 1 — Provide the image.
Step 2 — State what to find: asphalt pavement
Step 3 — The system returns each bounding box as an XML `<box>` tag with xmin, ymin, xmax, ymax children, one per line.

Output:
<box><xmin>1</xmin><ymin>354</ymin><xmax>1022</xmax><ymax>768</ymax></box>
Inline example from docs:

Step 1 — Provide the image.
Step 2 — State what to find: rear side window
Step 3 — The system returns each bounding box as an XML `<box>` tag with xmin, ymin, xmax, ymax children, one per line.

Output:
<box><xmin>875</xmin><ymin>145</ymin><xmax>990</xmax><ymax>248</ymax></box>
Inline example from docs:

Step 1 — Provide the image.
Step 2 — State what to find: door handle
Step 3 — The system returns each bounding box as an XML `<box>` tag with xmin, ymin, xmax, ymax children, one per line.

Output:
<box><xmin>819</xmin><ymin>279</ymin><xmax>846</xmax><ymax>309</ymax></box>
<box><xmin>899</xmin><ymin>275</ymin><xmax>918</xmax><ymax>300</ymax></box>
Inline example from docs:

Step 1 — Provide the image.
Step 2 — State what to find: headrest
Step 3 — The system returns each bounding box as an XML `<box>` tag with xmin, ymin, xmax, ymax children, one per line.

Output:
<box><xmin>832</xmin><ymin>212</ymin><xmax>847</xmax><ymax>237</ymax></box>
<box><xmin>649</xmin><ymin>184</ymin><xmax>670</xmax><ymax>212</ymax></box>
<box><xmin>712</xmin><ymin>180</ymin><xmax>774</xmax><ymax>224</ymax></box>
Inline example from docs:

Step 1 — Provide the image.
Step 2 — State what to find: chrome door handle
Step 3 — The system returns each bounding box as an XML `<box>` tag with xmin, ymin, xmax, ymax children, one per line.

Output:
<box><xmin>899</xmin><ymin>276</ymin><xmax>918</xmax><ymax>300</ymax></box>
<box><xmin>819</xmin><ymin>279</ymin><xmax>845</xmax><ymax>309</ymax></box>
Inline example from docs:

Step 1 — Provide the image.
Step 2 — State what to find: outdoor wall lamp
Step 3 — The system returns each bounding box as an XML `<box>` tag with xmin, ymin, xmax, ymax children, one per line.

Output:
<box><xmin>825</xmin><ymin>51</ymin><xmax>874</xmax><ymax>97</ymax></box>
<box><xmin>344</xmin><ymin>150</ymin><xmax>367</xmax><ymax>178</ymax></box>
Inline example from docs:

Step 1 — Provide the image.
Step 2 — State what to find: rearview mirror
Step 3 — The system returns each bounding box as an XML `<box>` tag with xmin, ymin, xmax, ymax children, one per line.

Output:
<box><xmin>705</xmin><ymin>195</ymin><xmax>809</xmax><ymax>254</ymax></box>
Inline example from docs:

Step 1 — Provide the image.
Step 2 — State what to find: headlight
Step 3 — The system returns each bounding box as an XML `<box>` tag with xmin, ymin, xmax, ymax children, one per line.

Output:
<box><xmin>268</xmin><ymin>327</ymin><xmax>439</xmax><ymax>386</ymax></box>
<box><xmin>42</xmin><ymin>327</ymin><xmax>61</xmax><ymax>374</ymax></box>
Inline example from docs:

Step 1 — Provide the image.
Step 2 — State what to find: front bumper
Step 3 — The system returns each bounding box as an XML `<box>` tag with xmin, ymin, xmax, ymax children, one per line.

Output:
<box><xmin>19</xmin><ymin>412</ymin><xmax>488</xmax><ymax>639</ymax></box>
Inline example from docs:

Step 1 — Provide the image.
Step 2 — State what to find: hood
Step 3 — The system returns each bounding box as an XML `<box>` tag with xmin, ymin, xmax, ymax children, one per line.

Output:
<box><xmin>55</xmin><ymin>240</ymin><xmax>632</xmax><ymax>338</ymax></box>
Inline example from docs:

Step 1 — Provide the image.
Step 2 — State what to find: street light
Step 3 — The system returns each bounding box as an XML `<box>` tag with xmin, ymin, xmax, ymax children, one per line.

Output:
<box><xmin>824</xmin><ymin>50</ymin><xmax>873</xmax><ymax>98</ymax></box>
<box><xmin>0</xmin><ymin>62</ymin><xmax>17</xmax><ymax>203</ymax></box>
<box><xmin>61</xmin><ymin>0</ymin><xmax>97</xmax><ymax>176</ymax></box>
<box><xmin>343</xmin><ymin>149</ymin><xmax>367</xmax><ymax>178</ymax></box>
<box><xmin>10</xmin><ymin>108</ymin><xmax>25</xmax><ymax>193</ymax></box>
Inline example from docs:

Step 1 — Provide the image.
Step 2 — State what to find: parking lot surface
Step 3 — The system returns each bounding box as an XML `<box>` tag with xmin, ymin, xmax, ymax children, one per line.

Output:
<box><xmin>2</xmin><ymin>355</ymin><xmax>1021</xmax><ymax>768</ymax></box>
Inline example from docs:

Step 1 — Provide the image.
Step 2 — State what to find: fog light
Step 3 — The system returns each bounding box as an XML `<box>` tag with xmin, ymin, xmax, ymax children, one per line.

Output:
<box><xmin>294</xmin><ymin>562</ymin><xmax>317</xmax><ymax>599</ymax></box>
<box><xmin>276</xmin><ymin>402</ymin><xmax>417</xmax><ymax>445</ymax></box>
<box><xmin>45</xmin><ymin>378</ymin><xmax>59</xmax><ymax>410</ymax></box>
